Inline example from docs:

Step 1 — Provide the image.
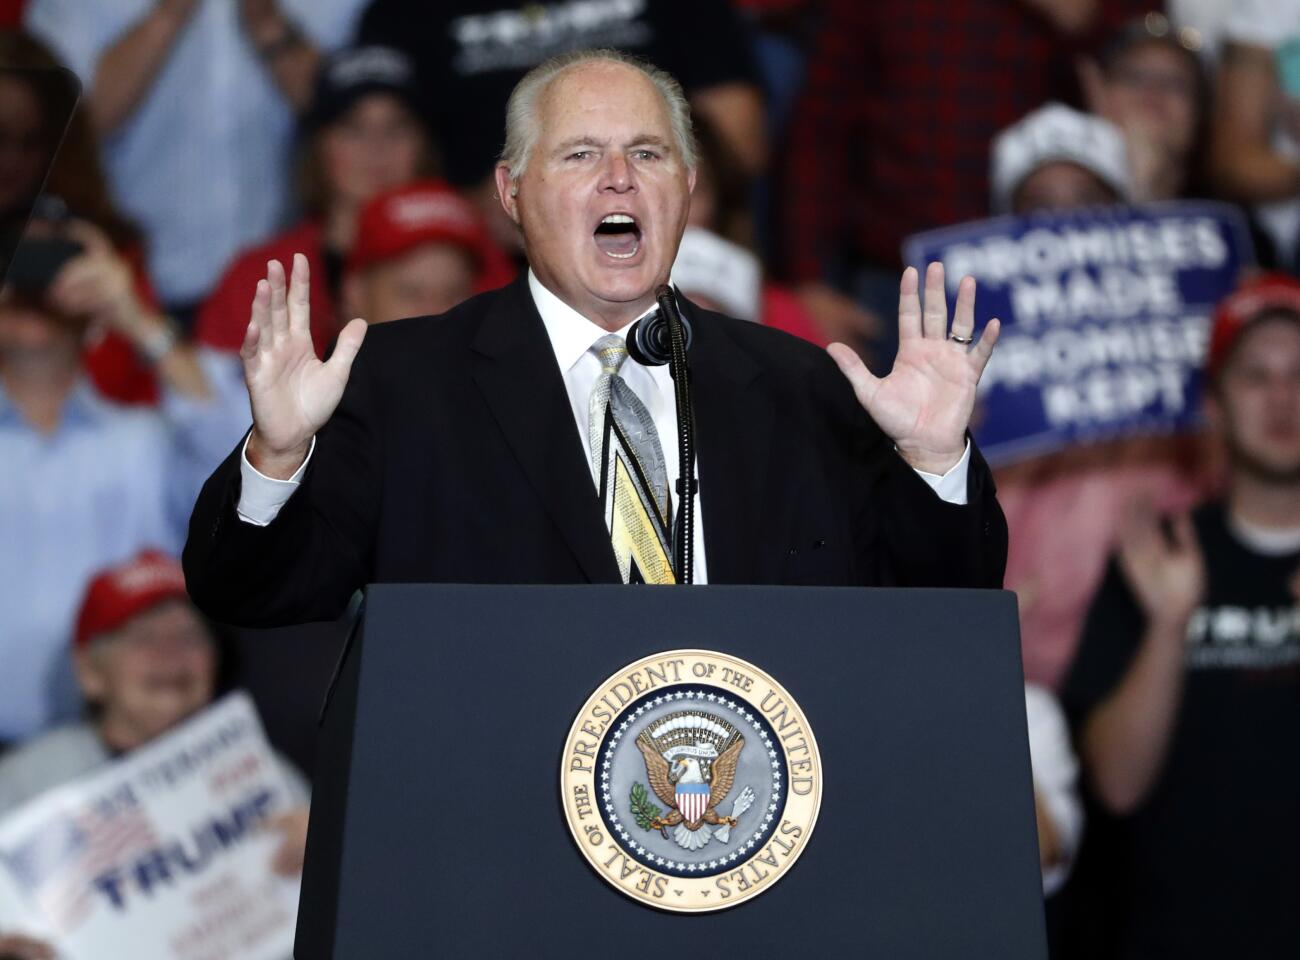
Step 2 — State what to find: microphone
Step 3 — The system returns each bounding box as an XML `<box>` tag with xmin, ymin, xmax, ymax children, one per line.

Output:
<box><xmin>627</xmin><ymin>285</ymin><xmax>696</xmax><ymax>585</ymax></box>
<box><xmin>626</xmin><ymin>286</ymin><xmax>693</xmax><ymax>367</ymax></box>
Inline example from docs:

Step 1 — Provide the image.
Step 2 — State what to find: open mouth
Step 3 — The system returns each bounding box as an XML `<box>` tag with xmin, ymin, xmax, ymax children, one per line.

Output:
<box><xmin>593</xmin><ymin>213</ymin><xmax>642</xmax><ymax>260</ymax></box>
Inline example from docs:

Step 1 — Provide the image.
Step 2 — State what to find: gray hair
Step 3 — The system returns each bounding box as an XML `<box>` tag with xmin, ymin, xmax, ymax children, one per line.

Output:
<box><xmin>499</xmin><ymin>49</ymin><xmax>697</xmax><ymax>185</ymax></box>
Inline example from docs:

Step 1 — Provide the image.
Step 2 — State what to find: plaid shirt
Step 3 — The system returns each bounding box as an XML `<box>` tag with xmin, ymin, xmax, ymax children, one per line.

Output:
<box><xmin>780</xmin><ymin>0</ymin><xmax>1153</xmax><ymax>280</ymax></box>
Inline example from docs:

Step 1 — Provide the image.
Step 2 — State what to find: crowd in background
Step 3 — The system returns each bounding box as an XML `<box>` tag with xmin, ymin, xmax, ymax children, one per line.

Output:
<box><xmin>0</xmin><ymin>1</ymin><xmax>1298</xmax><ymax>958</ymax></box>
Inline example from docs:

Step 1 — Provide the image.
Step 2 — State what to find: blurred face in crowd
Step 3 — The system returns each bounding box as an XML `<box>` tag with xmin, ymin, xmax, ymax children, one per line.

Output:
<box><xmin>1211</xmin><ymin>314</ymin><xmax>1300</xmax><ymax>484</ymax></box>
<box><xmin>319</xmin><ymin>93</ymin><xmax>425</xmax><ymax>209</ymax></box>
<box><xmin>497</xmin><ymin>61</ymin><xmax>695</xmax><ymax>329</ymax></box>
<box><xmin>686</xmin><ymin>159</ymin><xmax>717</xmax><ymax>231</ymax></box>
<box><xmin>0</xmin><ymin>287</ymin><xmax>82</xmax><ymax>364</ymax></box>
<box><xmin>75</xmin><ymin>600</ymin><xmax>217</xmax><ymax>751</ymax></box>
<box><xmin>1012</xmin><ymin>162</ymin><xmax>1121</xmax><ymax>215</ymax></box>
<box><xmin>0</xmin><ymin>75</ymin><xmax>49</xmax><ymax>215</ymax></box>
<box><xmin>1102</xmin><ymin>41</ymin><xmax>1200</xmax><ymax>161</ymax></box>
<box><xmin>344</xmin><ymin>241</ymin><xmax>477</xmax><ymax>323</ymax></box>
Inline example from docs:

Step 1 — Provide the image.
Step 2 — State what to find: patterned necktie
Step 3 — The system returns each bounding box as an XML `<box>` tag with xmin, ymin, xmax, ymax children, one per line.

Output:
<box><xmin>588</xmin><ymin>333</ymin><xmax>676</xmax><ymax>584</ymax></box>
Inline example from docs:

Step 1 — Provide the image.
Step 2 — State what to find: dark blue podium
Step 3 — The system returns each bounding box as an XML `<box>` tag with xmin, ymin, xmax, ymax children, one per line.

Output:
<box><xmin>296</xmin><ymin>585</ymin><xmax>1046</xmax><ymax>958</ymax></box>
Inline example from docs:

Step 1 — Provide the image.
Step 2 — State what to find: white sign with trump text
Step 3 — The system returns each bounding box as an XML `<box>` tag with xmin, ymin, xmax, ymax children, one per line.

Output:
<box><xmin>0</xmin><ymin>693</ymin><xmax>300</xmax><ymax>960</ymax></box>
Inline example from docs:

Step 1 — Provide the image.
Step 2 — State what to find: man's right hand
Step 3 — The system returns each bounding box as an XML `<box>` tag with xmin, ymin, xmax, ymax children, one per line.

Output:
<box><xmin>241</xmin><ymin>255</ymin><xmax>367</xmax><ymax>479</ymax></box>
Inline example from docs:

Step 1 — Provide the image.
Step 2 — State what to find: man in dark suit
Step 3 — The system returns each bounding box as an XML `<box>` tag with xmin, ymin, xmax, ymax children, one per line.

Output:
<box><xmin>183</xmin><ymin>49</ymin><xmax>1006</xmax><ymax>625</ymax></box>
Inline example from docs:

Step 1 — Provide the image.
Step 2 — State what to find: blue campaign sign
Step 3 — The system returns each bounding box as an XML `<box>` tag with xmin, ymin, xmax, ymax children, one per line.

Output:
<box><xmin>902</xmin><ymin>201</ymin><xmax>1255</xmax><ymax>465</ymax></box>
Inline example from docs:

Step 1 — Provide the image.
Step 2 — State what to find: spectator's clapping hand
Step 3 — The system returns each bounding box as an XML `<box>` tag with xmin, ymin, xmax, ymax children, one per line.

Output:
<box><xmin>827</xmin><ymin>262</ymin><xmax>999</xmax><ymax>475</ymax></box>
<box><xmin>0</xmin><ymin>933</ymin><xmax>56</xmax><ymax>960</ymax></box>
<box><xmin>1078</xmin><ymin>59</ymin><xmax>1178</xmax><ymax>203</ymax></box>
<box><xmin>797</xmin><ymin>282</ymin><xmax>882</xmax><ymax>350</ymax></box>
<box><xmin>237</xmin><ymin>0</ymin><xmax>290</xmax><ymax>48</ymax></box>
<box><xmin>1114</xmin><ymin>117</ymin><xmax>1173</xmax><ymax>204</ymax></box>
<box><xmin>266</xmin><ymin>805</ymin><xmax>311</xmax><ymax>877</ymax></box>
<box><xmin>1118</xmin><ymin>501</ymin><xmax>1205</xmax><ymax>631</ymax></box>
<box><xmin>242</xmin><ymin>255</ymin><xmax>367</xmax><ymax>479</ymax></box>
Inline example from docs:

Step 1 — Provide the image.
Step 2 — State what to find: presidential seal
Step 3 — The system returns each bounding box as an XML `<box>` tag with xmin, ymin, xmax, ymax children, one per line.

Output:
<box><xmin>561</xmin><ymin>650</ymin><xmax>822</xmax><ymax>912</ymax></box>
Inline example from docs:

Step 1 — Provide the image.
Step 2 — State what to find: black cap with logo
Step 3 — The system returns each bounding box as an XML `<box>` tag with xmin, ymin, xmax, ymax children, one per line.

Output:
<box><xmin>303</xmin><ymin>45</ymin><xmax>423</xmax><ymax>134</ymax></box>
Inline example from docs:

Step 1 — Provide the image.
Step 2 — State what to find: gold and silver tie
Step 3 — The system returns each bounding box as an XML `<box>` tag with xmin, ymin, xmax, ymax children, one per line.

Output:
<box><xmin>588</xmin><ymin>333</ymin><xmax>675</xmax><ymax>584</ymax></box>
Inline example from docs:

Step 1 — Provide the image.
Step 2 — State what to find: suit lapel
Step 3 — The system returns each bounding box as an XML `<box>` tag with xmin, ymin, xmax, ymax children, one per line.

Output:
<box><xmin>684</xmin><ymin>300</ymin><xmax>773</xmax><ymax>584</ymax></box>
<box><xmin>470</xmin><ymin>278</ymin><xmax>621</xmax><ymax>583</ymax></box>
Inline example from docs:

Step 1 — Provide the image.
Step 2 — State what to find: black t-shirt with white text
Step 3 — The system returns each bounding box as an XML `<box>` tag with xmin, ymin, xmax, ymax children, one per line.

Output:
<box><xmin>357</xmin><ymin>0</ymin><xmax>759</xmax><ymax>186</ymax></box>
<box><xmin>1062</xmin><ymin>501</ymin><xmax>1300</xmax><ymax>959</ymax></box>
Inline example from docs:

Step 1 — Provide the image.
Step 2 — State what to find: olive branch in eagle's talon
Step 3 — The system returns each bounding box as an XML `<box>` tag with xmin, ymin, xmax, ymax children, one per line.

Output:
<box><xmin>630</xmin><ymin>782</ymin><xmax>671</xmax><ymax>832</ymax></box>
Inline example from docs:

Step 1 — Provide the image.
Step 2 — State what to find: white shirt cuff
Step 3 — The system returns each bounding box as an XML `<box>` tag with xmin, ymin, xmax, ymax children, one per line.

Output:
<box><xmin>236</xmin><ymin>436</ymin><xmax>315</xmax><ymax>526</ymax></box>
<box><xmin>909</xmin><ymin>440</ymin><xmax>970</xmax><ymax>506</ymax></box>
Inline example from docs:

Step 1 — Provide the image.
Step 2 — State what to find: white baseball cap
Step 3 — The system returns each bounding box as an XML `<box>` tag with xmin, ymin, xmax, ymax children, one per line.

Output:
<box><xmin>990</xmin><ymin>103</ymin><xmax>1131</xmax><ymax>214</ymax></box>
<box><xmin>671</xmin><ymin>227</ymin><xmax>761</xmax><ymax>322</ymax></box>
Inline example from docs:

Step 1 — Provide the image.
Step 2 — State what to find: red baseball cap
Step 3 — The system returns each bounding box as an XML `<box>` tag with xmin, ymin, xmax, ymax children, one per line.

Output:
<box><xmin>74</xmin><ymin>550</ymin><xmax>190</xmax><ymax>649</ymax></box>
<box><xmin>348</xmin><ymin>180</ymin><xmax>489</xmax><ymax>274</ymax></box>
<box><xmin>1208</xmin><ymin>273</ymin><xmax>1300</xmax><ymax>379</ymax></box>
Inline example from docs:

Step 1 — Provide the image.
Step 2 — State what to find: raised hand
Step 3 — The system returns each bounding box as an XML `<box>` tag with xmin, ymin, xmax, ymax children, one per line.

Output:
<box><xmin>827</xmin><ymin>262</ymin><xmax>1000</xmax><ymax>474</ymax></box>
<box><xmin>797</xmin><ymin>281</ymin><xmax>882</xmax><ymax>345</ymax></box>
<box><xmin>242</xmin><ymin>254</ymin><xmax>367</xmax><ymax>479</ymax></box>
<box><xmin>238</xmin><ymin>0</ymin><xmax>289</xmax><ymax>45</ymax></box>
<box><xmin>1118</xmin><ymin>501</ymin><xmax>1205</xmax><ymax>631</ymax></box>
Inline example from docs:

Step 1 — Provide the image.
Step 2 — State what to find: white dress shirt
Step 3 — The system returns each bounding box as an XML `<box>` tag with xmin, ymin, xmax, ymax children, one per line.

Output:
<box><xmin>236</xmin><ymin>272</ymin><xmax>973</xmax><ymax>583</ymax></box>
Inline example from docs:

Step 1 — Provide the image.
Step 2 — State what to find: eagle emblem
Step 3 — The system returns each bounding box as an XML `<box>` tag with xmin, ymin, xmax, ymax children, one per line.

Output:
<box><xmin>631</xmin><ymin>711</ymin><xmax>756</xmax><ymax>852</ymax></box>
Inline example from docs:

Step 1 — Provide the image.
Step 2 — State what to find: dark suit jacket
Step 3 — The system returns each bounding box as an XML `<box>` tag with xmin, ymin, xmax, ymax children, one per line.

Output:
<box><xmin>183</xmin><ymin>276</ymin><xmax>1007</xmax><ymax>626</ymax></box>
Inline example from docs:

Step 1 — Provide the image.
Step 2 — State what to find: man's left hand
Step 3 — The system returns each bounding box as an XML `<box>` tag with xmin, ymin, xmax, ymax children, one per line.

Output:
<box><xmin>828</xmin><ymin>262</ymin><xmax>999</xmax><ymax>475</ymax></box>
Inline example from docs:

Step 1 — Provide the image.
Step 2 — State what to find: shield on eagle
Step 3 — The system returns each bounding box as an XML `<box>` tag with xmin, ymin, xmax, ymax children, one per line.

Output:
<box><xmin>675</xmin><ymin>782</ymin><xmax>710</xmax><ymax>824</ymax></box>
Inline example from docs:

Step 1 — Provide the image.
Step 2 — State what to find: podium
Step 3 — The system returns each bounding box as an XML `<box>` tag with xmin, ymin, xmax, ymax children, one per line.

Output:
<box><xmin>296</xmin><ymin>585</ymin><xmax>1047</xmax><ymax>958</ymax></box>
